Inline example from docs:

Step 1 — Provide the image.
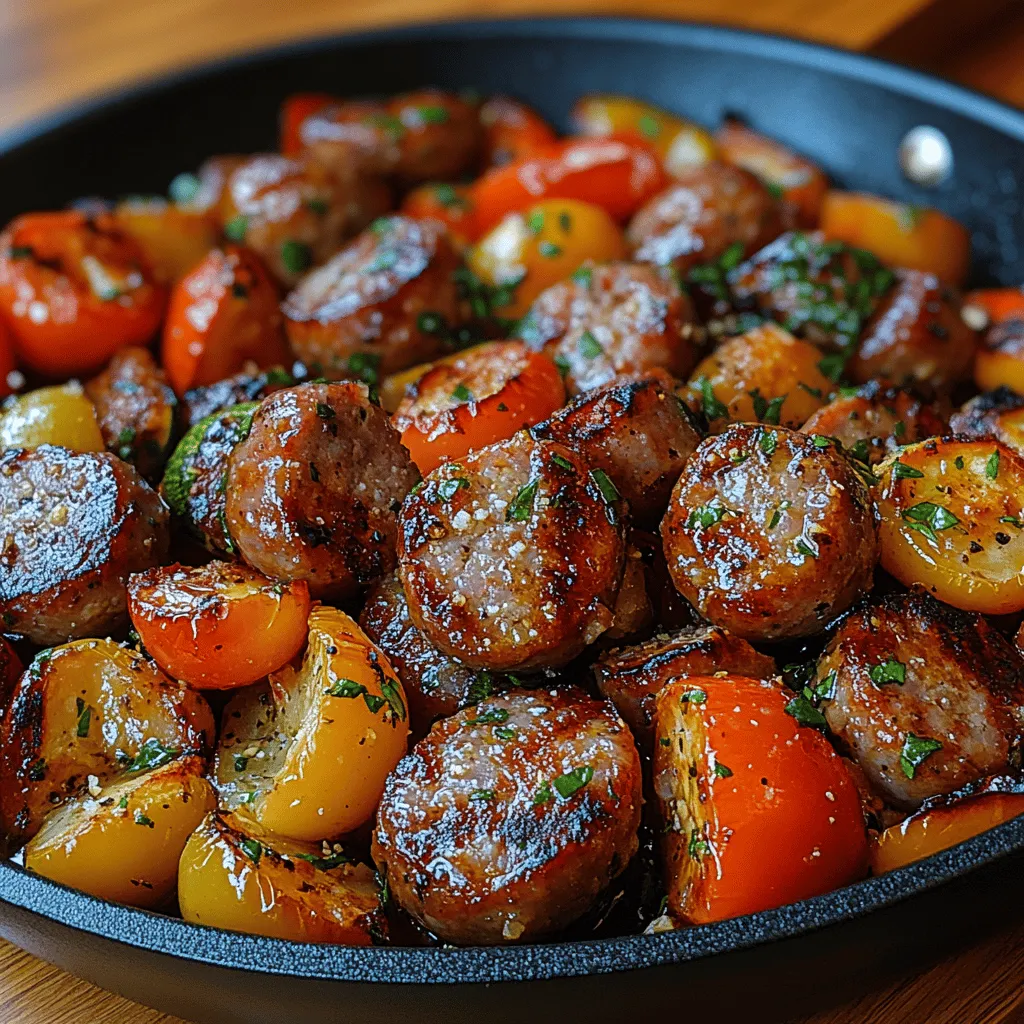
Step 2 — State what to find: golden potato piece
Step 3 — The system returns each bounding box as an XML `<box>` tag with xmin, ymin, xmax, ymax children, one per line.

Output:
<box><xmin>683</xmin><ymin>323</ymin><xmax>830</xmax><ymax>431</ymax></box>
<box><xmin>213</xmin><ymin>605</ymin><xmax>409</xmax><ymax>841</ymax></box>
<box><xmin>875</xmin><ymin>437</ymin><xmax>1024</xmax><ymax>614</ymax></box>
<box><xmin>0</xmin><ymin>383</ymin><xmax>105</xmax><ymax>452</ymax></box>
<box><xmin>23</xmin><ymin>755</ymin><xmax>215</xmax><ymax>908</ymax></box>
<box><xmin>0</xmin><ymin>639</ymin><xmax>215</xmax><ymax>849</ymax></box>
<box><xmin>178</xmin><ymin>811</ymin><xmax>384</xmax><ymax>944</ymax></box>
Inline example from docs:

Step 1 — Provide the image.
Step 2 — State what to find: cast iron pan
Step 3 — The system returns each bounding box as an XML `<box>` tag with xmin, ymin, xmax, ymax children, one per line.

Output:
<box><xmin>0</xmin><ymin>17</ymin><xmax>1023</xmax><ymax>1024</ymax></box>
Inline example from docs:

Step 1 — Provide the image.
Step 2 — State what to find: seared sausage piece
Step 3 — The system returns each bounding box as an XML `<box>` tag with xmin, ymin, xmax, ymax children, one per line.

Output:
<box><xmin>593</xmin><ymin>625</ymin><xmax>775</xmax><ymax>751</ymax></box>
<box><xmin>800</xmin><ymin>380</ymin><xmax>946</xmax><ymax>465</ymax></box>
<box><xmin>850</xmin><ymin>270</ymin><xmax>977</xmax><ymax>391</ymax></box>
<box><xmin>627</xmin><ymin>162</ymin><xmax>782</xmax><ymax>277</ymax></box>
<box><xmin>398</xmin><ymin>431</ymin><xmax>627</xmax><ymax>671</ymax></box>
<box><xmin>282</xmin><ymin>215</ymin><xmax>461</xmax><ymax>380</ymax></box>
<box><xmin>371</xmin><ymin>688</ymin><xmax>642</xmax><ymax>944</ymax></box>
<box><xmin>815</xmin><ymin>590</ymin><xmax>1024</xmax><ymax>810</ymax></box>
<box><xmin>948</xmin><ymin>386</ymin><xmax>1024</xmax><ymax>457</ymax></box>
<box><xmin>226</xmin><ymin>383</ymin><xmax>418</xmax><ymax>600</ymax></box>
<box><xmin>726</xmin><ymin>231</ymin><xmax>895</xmax><ymax>353</ymax></box>
<box><xmin>0</xmin><ymin>446</ymin><xmax>169</xmax><ymax>644</ymax></box>
<box><xmin>532</xmin><ymin>372</ymin><xmax>702</xmax><ymax>527</ymax></box>
<box><xmin>85</xmin><ymin>346</ymin><xmax>177</xmax><ymax>483</ymax></box>
<box><xmin>176</xmin><ymin>367</ymin><xmax>296</xmax><ymax>431</ymax></box>
<box><xmin>220</xmin><ymin>153</ymin><xmax>391</xmax><ymax>286</ymax></box>
<box><xmin>516</xmin><ymin>262</ymin><xmax>700</xmax><ymax>395</ymax></box>
<box><xmin>300</xmin><ymin>90</ymin><xmax>482</xmax><ymax>185</ymax></box>
<box><xmin>359</xmin><ymin>571</ymin><xmax>497</xmax><ymax>739</ymax></box>
<box><xmin>661</xmin><ymin>424</ymin><xmax>877</xmax><ymax>641</ymax></box>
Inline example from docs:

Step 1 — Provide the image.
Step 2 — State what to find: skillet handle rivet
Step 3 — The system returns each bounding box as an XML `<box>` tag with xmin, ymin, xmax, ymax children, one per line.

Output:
<box><xmin>899</xmin><ymin>126</ymin><xmax>953</xmax><ymax>187</ymax></box>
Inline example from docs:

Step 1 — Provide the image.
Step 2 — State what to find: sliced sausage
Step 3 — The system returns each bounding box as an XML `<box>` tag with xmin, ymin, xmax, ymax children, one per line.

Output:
<box><xmin>398</xmin><ymin>431</ymin><xmax>627</xmax><ymax>671</ymax></box>
<box><xmin>627</xmin><ymin>162</ymin><xmax>782</xmax><ymax>277</ymax></box>
<box><xmin>800</xmin><ymin>380</ymin><xmax>946</xmax><ymax>464</ymax></box>
<box><xmin>85</xmin><ymin>346</ymin><xmax>177</xmax><ymax>483</ymax></box>
<box><xmin>815</xmin><ymin>590</ymin><xmax>1024</xmax><ymax>810</ymax></box>
<box><xmin>220</xmin><ymin>153</ymin><xmax>391</xmax><ymax>286</ymax></box>
<box><xmin>948</xmin><ymin>386</ymin><xmax>1024</xmax><ymax>457</ymax></box>
<box><xmin>850</xmin><ymin>270</ymin><xmax>977</xmax><ymax>391</ymax></box>
<box><xmin>282</xmin><ymin>215</ymin><xmax>462</xmax><ymax>380</ymax></box>
<box><xmin>593</xmin><ymin>624</ymin><xmax>776</xmax><ymax>750</ymax></box>
<box><xmin>727</xmin><ymin>230</ymin><xmax>895</xmax><ymax>354</ymax></box>
<box><xmin>532</xmin><ymin>371</ymin><xmax>702</xmax><ymax>526</ymax></box>
<box><xmin>0</xmin><ymin>446</ymin><xmax>169</xmax><ymax>644</ymax></box>
<box><xmin>371</xmin><ymin>688</ymin><xmax>642</xmax><ymax>944</ymax></box>
<box><xmin>359</xmin><ymin>571</ymin><xmax>499</xmax><ymax>739</ymax></box>
<box><xmin>226</xmin><ymin>382</ymin><xmax>419</xmax><ymax>599</ymax></box>
<box><xmin>516</xmin><ymin>262</ymin><xmax>701</xmax><ymax>395</ymax></box>
<box><xmin>177</xmin><ymin>366</ymin><xmax>297</xmax><ymax>431</ymax></box>
<box><xmin>661</xmin><ymin>424</ymin><xmax>877</xmax><ymax>641</ymax></box>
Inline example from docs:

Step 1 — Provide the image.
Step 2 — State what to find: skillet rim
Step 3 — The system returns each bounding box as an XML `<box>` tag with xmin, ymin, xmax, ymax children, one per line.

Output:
<box><xmin>0</xmin><ymin>13</ymin><xmax>1023</xmax><ymax>986</ymax></box>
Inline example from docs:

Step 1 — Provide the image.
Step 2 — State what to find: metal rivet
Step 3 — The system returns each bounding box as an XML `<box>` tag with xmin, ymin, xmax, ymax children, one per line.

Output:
<box><xmin>899</xmin><ymin>126</ymin><xmax>953</xmax><ymax>187</ymax></box>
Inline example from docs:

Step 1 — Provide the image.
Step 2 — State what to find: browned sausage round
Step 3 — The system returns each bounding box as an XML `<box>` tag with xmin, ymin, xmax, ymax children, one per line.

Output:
<box><xmin>225</xmin><ymin>382</ymin><xmax>419</xmax><ymax>599</ymax></box>
<box><xmin>593</xmin><ymin>624</ymin><xmax>776</xmax><ymax>751</ymax></box>
<box><xmin>726</xmin><ymin>230</ymin><xmax>895</xmax><ymax>355</ymax></box>
<box><xmin>850</xmin><ymin>270</ymin><xmax>977</xmax><ymax>390</ymax></box>
<box><xmin>85</xmin><ymin>346</ymin><xmax>177</xmax><ymax>483</ymax></box>
<box><xmin>398</xmin><ymin>431</ymin><xmax>627</xmax><ymax>671</ymax></box>
<box><xmin>359</xmin><ymin>571</ymin><xmax>497</xmax><ymax>739</ymax></box>
<box><xmin>799</xmin><ymin>380</ymin><xmax>947</xmax><ymax>465</ymax></box>
<box><xmin>516</xmin><ymin>262</ymin><xmax>701</xmax><ymax>394</ymax></box>
<box><xmin>815</xmin><ymin>590</ymin><xmax>1024</xmax><ymax>810</ymax></box>
<box><xmin>660</xmin><ymin>424</ymin><xmax>877</xmax><ymax>641</ymax></box>
<box><xmin>371</xmin><ymin>688</ymin><xmax>642</xmax><ymax>944</ymax></box>
<box><xmin>627</xmin><ymin>162</ymin><xmax>782</xmax><ymax>277</ymax></box>
<box><xmin>177</xmin><ymin>366</ymin><xmax>297</xmax><ymax>431</ymax></box>
<box><xmin>301</xmin><ymin>90</ymin><xmax>482</xmax><ymax>186</ymax></box>
<box><xmin>220</xmin><ymin>153</ymin><xmax>391</xmax><ymax>286</ymax></box>
<box><xmin>0</xmin><ymin>446</ymin><xmax>169</xmax><ymax>644</ymax></box>
<box><xmin>282</xmin><ymin>215</ymin><xmax>461</xmax><ymax>380</ymax></box>
<box><xmin>532</xmin><ymin>371</ymin><xmax>702</xmax><ymax>526</ymax></box>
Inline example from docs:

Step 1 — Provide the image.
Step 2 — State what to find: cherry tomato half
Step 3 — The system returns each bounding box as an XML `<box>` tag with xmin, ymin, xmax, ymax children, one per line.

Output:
<box><xmin>394</xmin><ymin>340</ymin><xmax>565</xmax><ymax>474</ymax></box>
<box><xmin>0</xmin><ymin>211</ymin><xmax>167</xmax><ymax>377</ymax></box>
<box><xmin>161</xmin><ymin>245</ymin><xmax>290</xmax><ymax>397</ymax></box>
<box><xmin>128</xmin><ymin>562</ymin><xmax>312</xmax><ymax>690</ymax></box>
<box><xmin>471</xmin><ymin>137</ymin><xmax>667</xmax><ymax>235</ymax></box>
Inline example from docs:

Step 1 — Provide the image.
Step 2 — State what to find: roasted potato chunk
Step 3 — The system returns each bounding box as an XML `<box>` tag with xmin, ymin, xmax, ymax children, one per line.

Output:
<box><xmin>23</xmin><ymin>754</ymin><xmax>215</xmax><ymax>907</ymax></box>
<box><xmin>0</xmin><ymin>383</ymin><xmax>105</xmax><ymax>453</ymax></box>
<box><xmin>0</xmin><ymin>638</ymin><xmax>214</xmax><ymax>848</ymax></box>
<box><xmin>213</xmin><ymin>605</ymin><xmax>408</xmax><ymax>841</ymax></box>
<box><xmin>661</xmin><ymin>424</ymin><xmax>877</xmax><ymax>641</ymax></box>
<box><xmin>178</xmin><ymin>811</ymin><xmax>384</xmax><ymax>944</ymax></box>
<box><xmin>814</xmin><ymin>590</ymin><xmax>1024</xmax><ymax>810</ymax></box>
<box><xmin>875</xmin><ymin>437</ymin><xmax>1024</xmax><ymax>614</ymax></box>
<box><xmin>593</xmin><ymin>625</ymin><xmax>775</xmax><ymax>750</ymax></box>
<box><xmin>683</xmin><ymin>323</ymin><xmax>831</xmax><ymax>431</ymax></box>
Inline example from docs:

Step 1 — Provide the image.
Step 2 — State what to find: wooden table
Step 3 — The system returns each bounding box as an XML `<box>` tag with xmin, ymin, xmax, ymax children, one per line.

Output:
<box><xmin>2</xmin><ymin>1</ymin><xmax>1024</xmax><ymax>1021</ymax></box>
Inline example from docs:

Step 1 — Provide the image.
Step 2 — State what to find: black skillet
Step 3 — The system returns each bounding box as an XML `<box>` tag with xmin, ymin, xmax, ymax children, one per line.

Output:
<box><xmin>0</xmin><ymin>16</ymin><xmax>1023</xmax><ymax>1024</ymax></box>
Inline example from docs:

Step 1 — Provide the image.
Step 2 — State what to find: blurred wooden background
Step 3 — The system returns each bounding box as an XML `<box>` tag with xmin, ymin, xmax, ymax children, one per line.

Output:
<box><xmin>0</xmin><ymin>0</ymin><xmax>1023</xmax><ymax>1022</ymax></box>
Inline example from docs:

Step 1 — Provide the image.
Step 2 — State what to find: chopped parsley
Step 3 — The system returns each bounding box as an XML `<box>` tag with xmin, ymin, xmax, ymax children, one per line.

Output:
<box><xmin>240</xmin><ymin>838</ymin><xmax>263</xmax><ymax>864</ymax></box>
<box><xmin>759</xmin><ymin>429</ymin><xmax>778</xmax><ymax>456</ymax></box>
<box><xmin>134</xmin><ymin>812</ymin><xmax>155</xmax><ymax>829</ymax></box>
<box><xmin>538</xmin><ymin>240</ymin><xmax>562</xmax><ymax>259</ymax></box>
<box><xmin>713</xmin><ymin>762</ymin><xmax>733</xmax><ymax>779</ymax></box>
<box><xmin>749</xmin><ymin>388</ymin><xmax>786</xmax><ymax>425</ymax></box>
<box><xmin>686</xmin><ymin>502</ymin><xmax>734</xmax><ymax>530</ymax></box>
<box><xmin>578</xmin><ymin>330</ymin><xmax>603</xmax><ymax>359</ymax></box>
<box><xmin>506</xmin><ymin>479</ymin><xmax>539</xmax><ymax>522</ymax></box>
<box><xmin>315</xmin><ymin>402</ymin><xmax>336</xmax><ymax>421</ymax></box>
<box><xmin>869</xmin><ymin>658</ymin><xmax>906</xmax><ymax>686</ymax></box>
<box><xmin>572</xmin><ymin>265</ymin><xmax>593</xmax><ymax>288</ymax></box>
<box><xmin>467</xmin><ymin>708</ymin><xmax>510</xmax><ymax>726</ymax></box>
<box><xmin>695</xmin><ymin>377</ymin><xmax>728</xmax><ymax>421</ymax></box>
<box><xmin>469</xmin><ymin>788</ymin><xmax>496</xmax><ymax>802</ymax></box>
<box><xmin>450</xmin><ymin>382</ymin><xmax>473</xmax><ymax>403</ymax></box>
<box><xmin>532</xmin><ymin>782</ymin><xmax>554</xmax><ymax>806</ymax></box>
<box><xmin>589</xmin><ymin>468</ymin><xmax>620</xmax><ymax>505</ymax></box>
<box><xmin>125</xmin><ymin>739</ymin><xmax>179</xmax><ymax>774</ymax></box>
<box><xmin>785</xmin><ymin>694</ymin><xmax>827</xmax><ymax>728</ymax></box>
<box><xmin>75</xmin><ymin>699</ymin><xmax>91</xmax><ymax>739</ymax></box>
<box><xmin>986</xmin><ymin>450</ymin><xmax>1000</xmax><ymax>480</ymax></box>
<box><xmin>901</xmin><ymin>502</ymin><xmax>959</xmax><ymax>543</ymax></box>
<box><xmin>892</xmin><ymin>460</ymin><xmax>924</xmax><ymax>480</ymax></box>
<box><xmin>417</xmin><ymin>105</ymin><xmax>449</xmax><ymax>124</ymax></box>
<box><xmin>679</xmin><ymin>687</ymin><xmax>707</xmax><ymax>704</ymax></box>
<box><xmin>795</xmin><ymin>536</ymin><xmax>819</xmax><ymax>559</ymax></box>
<box><xmin>223</xmin><ymin>215</ymin><xmax>248</xmax><ymax>242</ymax></box>
<box><xmin>437</xmin><ymin>477</ymin><xmax>469</xmax><ymax>502</ymax></box>
<box><xmin>280</xmin><ymin>239</ymin><xmax>312</xmax><ymax>275</ymax></box>
<box><xmin>551</xmin><ymin>453</ymin><xmax>575</xmax><ymax>471</ymax></box>
<box><xmin>553</xmin><ymin>765</ymin><xmax>594</xmax><ymax>799</ymax></box>
<box><xmin>899</xmin><ymin>733</ymin><xmax>942</xmax><ymax>779</ymax></box>
<box><xmin>526</xmin><ymin>210</ymin><xmax>545</xmax><ymax>234</ymax></box>
<box><xmin>688</xmin><ymin>829</ymin><xmax>710</xmax><ymax>858</ymax></box>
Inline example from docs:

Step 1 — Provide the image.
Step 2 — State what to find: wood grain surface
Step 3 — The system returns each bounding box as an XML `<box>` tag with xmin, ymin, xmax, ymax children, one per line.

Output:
<box><xmin>1</xmin><ymin>1</ymin><xmax>1023</xmax><ymax>1022</ymax></box>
